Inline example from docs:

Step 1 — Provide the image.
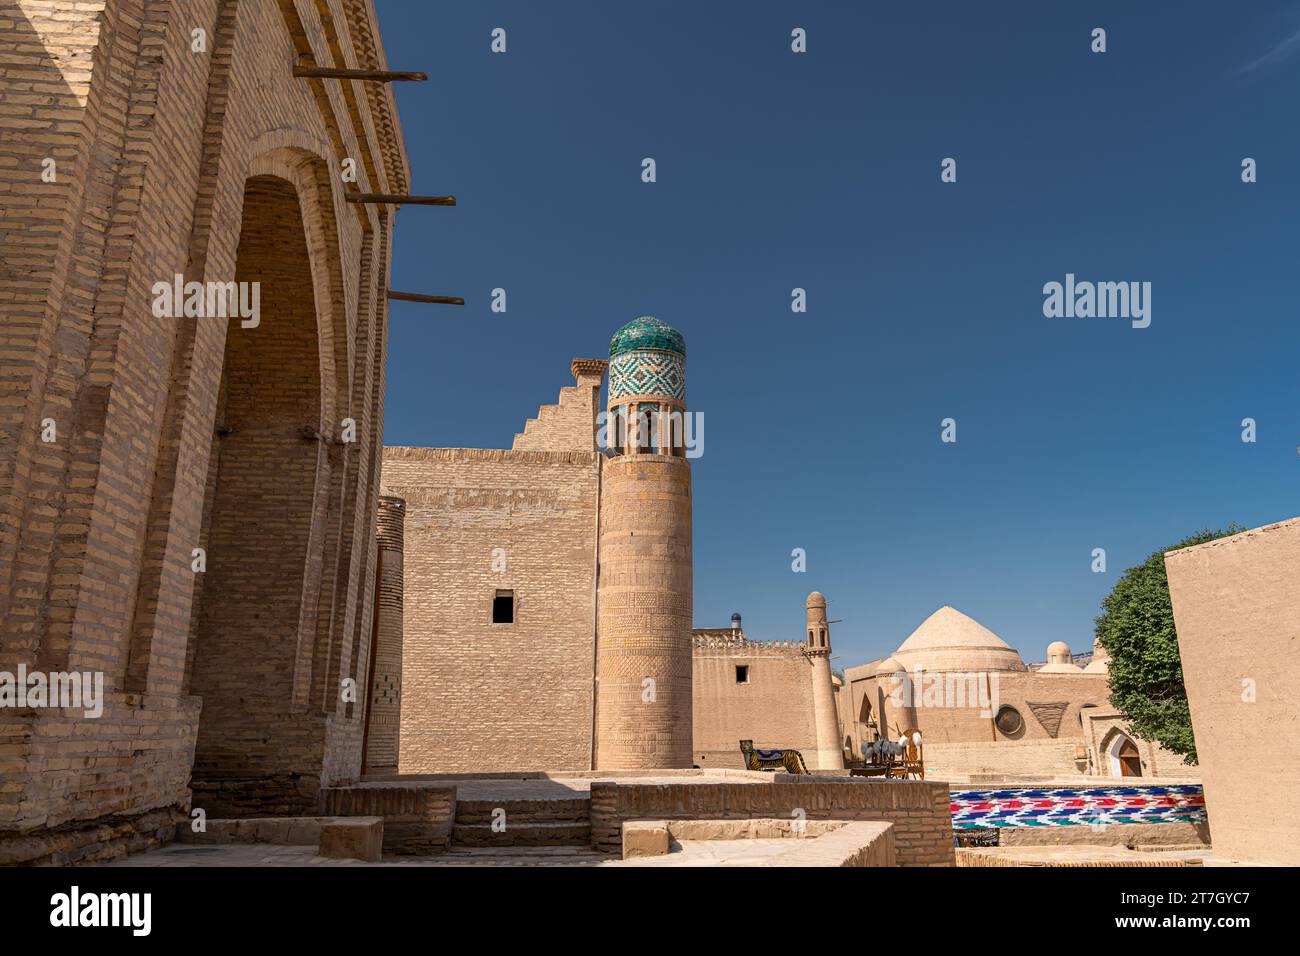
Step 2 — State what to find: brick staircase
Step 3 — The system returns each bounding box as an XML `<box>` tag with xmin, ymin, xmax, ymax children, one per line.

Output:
<box><xmin>451</xmin><ymin>795</ymin><xmax>593</xmax><ymax>849</ymax></box>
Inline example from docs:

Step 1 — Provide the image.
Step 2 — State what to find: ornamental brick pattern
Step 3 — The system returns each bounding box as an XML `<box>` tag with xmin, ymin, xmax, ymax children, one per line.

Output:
<box><xmin>362</xmin><ymin>495</ymin><xmax>405</xmax><ymax>773</ymax></box>
<box><xmin>0</xmin><ymin>0</ymin><xmax>408</xmax><ymax>859</ymax></box>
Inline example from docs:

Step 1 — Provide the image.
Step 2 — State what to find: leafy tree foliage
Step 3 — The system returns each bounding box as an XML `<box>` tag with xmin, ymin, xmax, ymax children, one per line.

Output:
<box><xmin>1095</xmin><ymin>526</ymin><xmax>1243</xmax><ymax>766</ymax></box>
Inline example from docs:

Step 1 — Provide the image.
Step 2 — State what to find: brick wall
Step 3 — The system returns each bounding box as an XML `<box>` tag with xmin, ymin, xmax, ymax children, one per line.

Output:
<box><xmin>363</xmin><ymin>495</ymin><xmax>405</xmax><ymax>772</ymax></box>
<box><xmin>923</xmin><ymin>739</ymin><xmax>1084</xmax><ymax>777</ymax></box>
<box><xmin>382</xmin><ymin>446</ymin><xmax>600</xmax><ymax>773</ymax></box>
<box><xmin>511</xmin><ymin>360</ymin><xmax>604</xmax><ymax>452</ymax></box>
<box><xmin>1165</xmin><ymin>517</ymin><xmax>1300</xmax><ymax>865</ymax></box>
<box><xmin>692</xmin><ymin>641</ymin><xmax>819</xmax><ymax>770</ymax></box>
<box><xmin>1</xmin><ymin>0</ymin><xmax>407</xmax><ymax>851</ymax></box>
<box><xmin>595</xmin><ymin>453</ymin><xmax>694</xmax><ymax>769</ymax></box>
<box><xmin>590</xmin><ymin>778</ymin><xmax>955</xmax><ymax>865</ymax></box>
<box><xmin>0</xmin><ymin>695</ymin><xmax>200</xmax><ymax>863</ymax></box>
<box><xmin>323</xmin><ymin>782</ymin><xmax>455</xmax><ymax>854</ymax></box>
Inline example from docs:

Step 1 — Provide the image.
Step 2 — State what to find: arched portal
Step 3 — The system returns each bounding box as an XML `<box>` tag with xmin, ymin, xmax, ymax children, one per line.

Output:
<box><xmin>187</xmin><ymin>175</ymin><xmax>330</xmax><ymax>813</ymax></box>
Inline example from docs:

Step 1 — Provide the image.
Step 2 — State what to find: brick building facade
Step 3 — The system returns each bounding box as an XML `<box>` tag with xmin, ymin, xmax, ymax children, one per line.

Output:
<box><xmin>383</xmin><ymin>320</ymin><xmax>698</xmax><ymax>773</ymax></box>
<box><xmin>1</xmin><ymin>0</ymin><xmax>408</xmax><ymax>863</ymax></box>
<box><xmin>691</xmin><ymin>594</ymin><xmax>844</xmax><ymax>772</ymax></box>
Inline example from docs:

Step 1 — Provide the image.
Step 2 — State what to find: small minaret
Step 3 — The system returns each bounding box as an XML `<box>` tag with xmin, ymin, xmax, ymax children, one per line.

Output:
<box><xmin>805</xmin><ymin>591</ymin><xmax>845</xmax><ymax>770</ymax></box>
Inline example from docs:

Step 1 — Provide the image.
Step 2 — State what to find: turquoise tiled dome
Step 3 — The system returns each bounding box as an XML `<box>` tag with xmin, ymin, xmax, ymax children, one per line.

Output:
<box><xmin>609</xmin><ymin>316</ymin><xmax>685</xmax><ymax>358</ymax></box>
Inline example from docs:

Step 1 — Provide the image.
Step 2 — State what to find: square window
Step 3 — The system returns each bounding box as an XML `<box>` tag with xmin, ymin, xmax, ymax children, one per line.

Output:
<box><xmin>735</xmin><ymin>665</ymin><xmax>749</xmax><ymax>684</ymax></box>
<box><xmin>492</xmin><ymin>590</ymin><xmax>514</xmax><ymax>624</ymax></box>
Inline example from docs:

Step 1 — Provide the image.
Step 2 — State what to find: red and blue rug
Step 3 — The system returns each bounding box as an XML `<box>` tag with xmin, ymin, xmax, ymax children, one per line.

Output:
<box><xmin>950</xmin><ymin>784</ymin><xmax>1206</xmax><ymax>828</ymax></box>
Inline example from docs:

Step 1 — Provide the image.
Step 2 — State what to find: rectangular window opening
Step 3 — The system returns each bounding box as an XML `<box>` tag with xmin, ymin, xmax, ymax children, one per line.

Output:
<box><xmin>492</xmin><ymin>590</ymin><xmax>514</xmax><ymax>624</ymax></box>
<box><xmin>735</xmin><ymin>665</ymin><xmax>749</xmax><ymax>684</ymax></box>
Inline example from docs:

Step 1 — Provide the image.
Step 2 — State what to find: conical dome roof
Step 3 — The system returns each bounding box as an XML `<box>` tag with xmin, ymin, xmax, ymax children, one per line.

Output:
<box><xmin>891</xmin><ymin>606</ymin><xmax>1027</xmax><ymax>673</ymax></box>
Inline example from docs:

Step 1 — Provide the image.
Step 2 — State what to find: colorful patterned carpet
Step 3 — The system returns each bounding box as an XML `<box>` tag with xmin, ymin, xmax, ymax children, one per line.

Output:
<box><xmin>950</xmin><ymin>785</ymin><xmax>1206</xmax><ymax>828</ymax></box>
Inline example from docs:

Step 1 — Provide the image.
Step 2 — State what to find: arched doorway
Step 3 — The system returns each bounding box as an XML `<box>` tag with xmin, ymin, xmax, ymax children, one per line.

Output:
<box><xmin>1109</xmin><ymin>732</ymin><xmax>1143</xmax><ymax>777</ymax></box>
<box><xmin>187</xmin><ymin>174</ymin><xmax>329</xmax><ymax>812</ymax></box>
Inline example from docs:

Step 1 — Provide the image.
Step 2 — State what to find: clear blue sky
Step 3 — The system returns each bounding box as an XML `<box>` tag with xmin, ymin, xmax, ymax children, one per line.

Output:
<box><xmin>376</xmin><ymin>1</ymin><xmax>1300</xmax><ymax>668</ymax></box>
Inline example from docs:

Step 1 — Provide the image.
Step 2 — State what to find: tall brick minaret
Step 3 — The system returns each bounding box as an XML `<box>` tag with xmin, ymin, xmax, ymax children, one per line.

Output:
<box><xmin>595</xmin><ymin>317</ymin><xmax>693</xmax><ymax>769</ymax></box>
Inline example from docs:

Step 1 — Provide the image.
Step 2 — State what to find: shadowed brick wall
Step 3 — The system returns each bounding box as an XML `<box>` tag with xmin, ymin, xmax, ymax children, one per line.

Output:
<box><xmin>363</xmin><ymin>495</ymin><xmax>406</xmax><ymax>773</ymax></box>
<box><xmin>0</xmin><ymin>0</ymin><xmax>408</xmax><ymax>861</ymax></box>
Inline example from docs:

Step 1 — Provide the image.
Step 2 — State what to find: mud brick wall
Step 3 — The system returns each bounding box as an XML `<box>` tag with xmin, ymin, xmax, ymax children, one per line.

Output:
<box><xmin>590</xmin><ymin>778</ymin><xmax>955</xmax><ymax>865</ymax></box>
<box><xmin>692</xmin><ymin>642</ymin><xmax>818</xmax><ymax>770</ymax></box>
<box><xmin>323</xmin><ymin>783</ymin><xmax>454</xmax><ymax>854</ymax></box>
<box><xmin>923</xmin><ymin>739</ymin><xmax>1084</xmax><ymax>778</ymax></box>
<box><xmin>1165</xmin><ymin>517</ymin><xmax>1300</xmax><ymax>866</ymax></box>
<box><xmin>381</xmin><ymin>446</ymin><xmax>600</xmax><ymax>774</ymax></box>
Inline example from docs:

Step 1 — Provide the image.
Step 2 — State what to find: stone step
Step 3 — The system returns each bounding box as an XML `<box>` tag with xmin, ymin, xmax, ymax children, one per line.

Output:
<box><xmin>453</xmin><ymin>798</ymin><xmax>590</xmax><ymax>826</ymax></box>
<box><xmin>452</xmin><ymin>822</ymin><xmax>592</xmax><ymax>848</ymax></box>
<box><xmin>446</xmin><ymin>846</ymin><xmax>605</xmax><ymax>858</ymax></box>
<box><xmin>437</xmin><ymin>848</ymin><xmax>611</xmax><ymax>867</ymax></box>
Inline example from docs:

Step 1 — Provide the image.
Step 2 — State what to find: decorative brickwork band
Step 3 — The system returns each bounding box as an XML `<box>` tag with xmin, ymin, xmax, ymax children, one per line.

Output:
<box><xmin>364</xmin><ymin>496</ymin><xmax>406</xmax><ymax>773</ymax></box>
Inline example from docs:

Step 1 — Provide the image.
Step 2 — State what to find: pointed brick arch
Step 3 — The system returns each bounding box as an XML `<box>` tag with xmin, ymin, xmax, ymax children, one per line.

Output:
<box><xmin>187</xmin><ymin>170</ymin><xmax>343</xmax><ymax>815</ymax></box>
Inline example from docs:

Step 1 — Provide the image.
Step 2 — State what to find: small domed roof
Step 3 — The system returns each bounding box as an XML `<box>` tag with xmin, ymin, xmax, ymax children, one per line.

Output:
<box><xmin>1084</xmin><ymin>635</ymin><xmax>1110</xmax><ymax>673</ymax></box>
<box><xmin>805</xmin><ymin>591</ymin><xmax>826</xmax><ymax>608</ymax></box>
<box><xmin>874</xmin><ymin>655</ymin><xmax>905</xmax><ymax>676</ymax></box>
<box><xmin>1040</xmin><ymin>640</ymin><xmax>1084</xmax><ymax>673</ymax></box>
<box><xmin>609</xmin><ymin>316</ymin><xmax>685</xmax><ymax>358</ymax></box>
<box><xmin>1039</xmin><ymin>660</ymin><xmax>1085</xmax><ymax>674</ymax></box>
<box><xmin>891</xmin><ymin>606</ymin><xmax>1027</xmax><ymax>673</ymax></box>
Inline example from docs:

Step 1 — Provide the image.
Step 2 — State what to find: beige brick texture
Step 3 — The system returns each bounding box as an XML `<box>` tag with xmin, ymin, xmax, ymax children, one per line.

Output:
<box><xmin>589</xmin><ymin>778</ymin><xmax>955</xmax><ymax>866</ymax></box>
<box><xmin>361</xmin><ymin>494</ymin><xmax>405</xmax><ymax>772</ymax></box>
<box><xmin>1</xmin><ymin>0</ymin><xmax>409</xmax><ymax>857</ymax></box>
<box><xmin>692</xmin><ymin>640</ymin><xmax>818</xmax><ymax>769</ymax></box>
<box><xmin>595</xmin><ymin>453</ymin><xmax>693</xmax><ymax>769</ymax></box>
<box><xmin>1165</xmin><ymin>517</ymin><xmax>1300</xmax><ymax>866</ymax></box>
<box><xmin>381</xmin><ymin>446</ymin><xmax>600</xmax><ymax>774</ymax></box>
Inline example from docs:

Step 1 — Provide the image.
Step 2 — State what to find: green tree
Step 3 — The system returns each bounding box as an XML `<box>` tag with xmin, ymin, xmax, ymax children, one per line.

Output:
<box><xmin>1095</xmin><ymin>526</ymin><xmax>1243</xmax><ymax>766</ymax></box>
